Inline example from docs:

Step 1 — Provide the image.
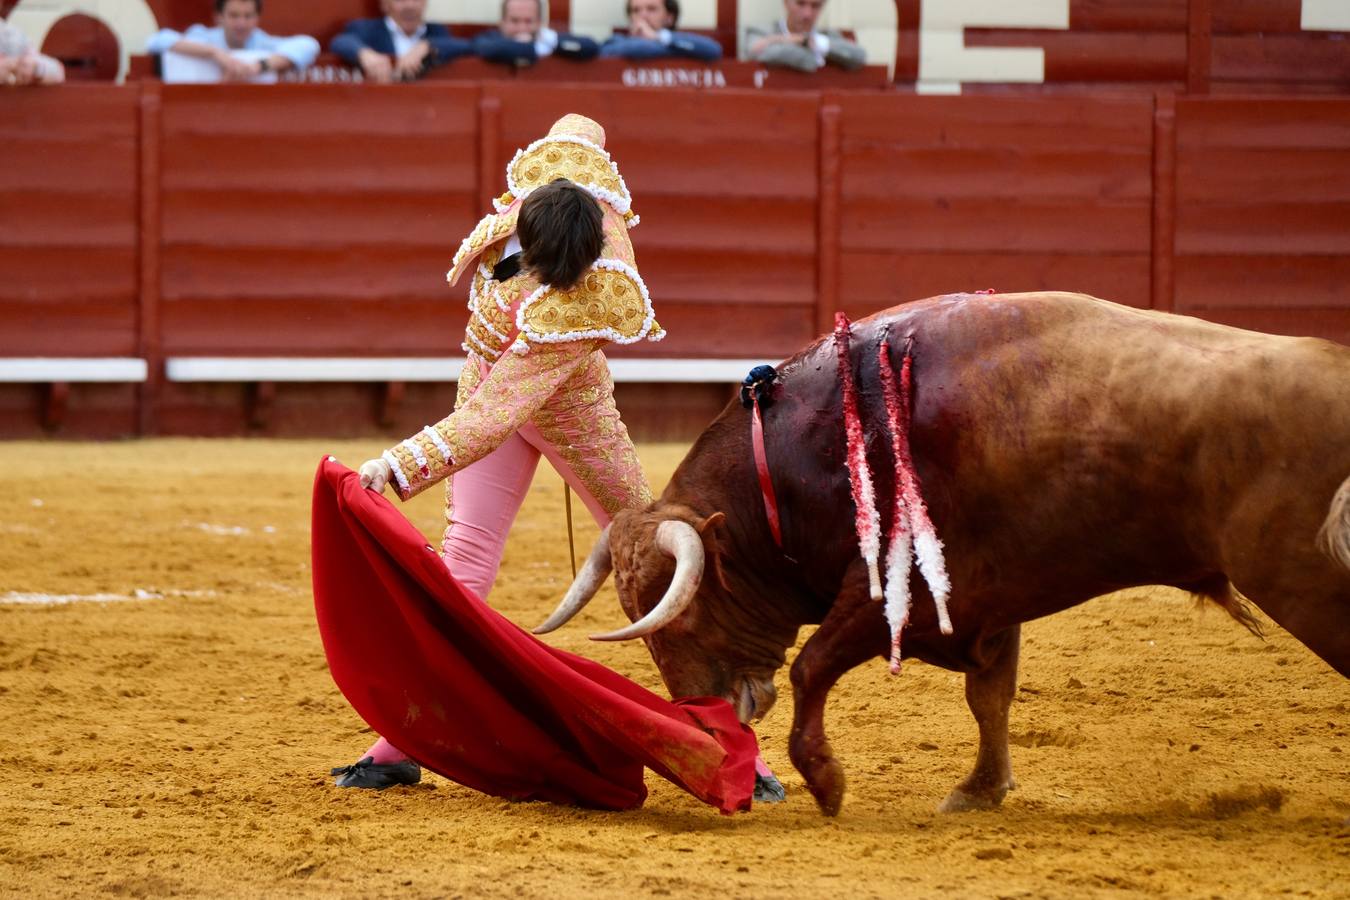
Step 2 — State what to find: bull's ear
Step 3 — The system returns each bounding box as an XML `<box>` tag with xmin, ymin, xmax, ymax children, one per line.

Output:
<box><xmin>695</xmin><ymin>512</ymin><xmax>731</xmax><ymax>594</ymax></box>
<box><xmin>695</xmin><ymin>511</ymin><xmax>726</xmax><ymax>534</ymax></box>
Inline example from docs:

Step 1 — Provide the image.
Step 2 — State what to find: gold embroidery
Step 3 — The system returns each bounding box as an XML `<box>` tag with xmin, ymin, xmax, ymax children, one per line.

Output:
<box><xmin>530</xmin><ymin>353</ymin><xmax>653</xmax><ymax>515</ymax></box>
<box><xmin>519</xmin><ymin>268</ymin><xmax>656</xmax><ymax>346</ymax></box>
<box><xmin>392</xmin><ymin>114</ymin><xmax>657</xmax><ymax>514</ymax></box>
<box><xmin>450</xmin><ymin>117</ymin><xmax>639</xmax><ymax>289</ymax></box>
<box><xmin>385</xmin><ymin>342</ymin><xmax>605</xmax><ymax>500</ymax></box>
<box><xmin>448</xmin><ymin>209</ymin><xmax>520</xmax><ymax>286</ymax></box>
<box><xmin>508</xmin><ymin>141</ymin><xmax>629</xmax><ymax>210</ymax></box>
<box><xmin>387</xmin><ymin>346</ymin><xmax>652</xmax><ymax>516</ymax></box>
<box><xmin>466</xmin><ymin>275</ymin><xmax>538</xmax><ymax>362</ymax></box>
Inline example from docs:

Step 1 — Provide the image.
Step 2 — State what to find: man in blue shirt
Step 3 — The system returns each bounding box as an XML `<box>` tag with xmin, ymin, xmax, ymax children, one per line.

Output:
<box><xmin>473</xmin><ymin>0</ymin><xmax>599</xmax><ymax>67</ymax></box>
<box><xmin>331</xmin><ymin>0</ymin><xmax>472</xmax><ymax>82</ymax></box>
<box><xmin>599</xmin><ymin>0</ymin><xmax>722</xmax><ymax>62</ymax></box>
<box><xmin>146</xmin><ymin>0</ymin><xmax>319</xmax><ymax>81</ymax></box>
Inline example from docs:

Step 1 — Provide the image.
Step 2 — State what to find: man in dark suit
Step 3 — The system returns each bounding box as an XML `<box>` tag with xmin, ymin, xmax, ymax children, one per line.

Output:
<box><xmin>599</xmin><ymin>0</ymin><xmax>722</xmax><ymax>61</ymax></box>
<box><xmin>331</xmin><ymin>0</ymin><xmax>472</xmax><ymax>82</ymax></box>
<box><xmin>472</xmin><ymin>0</ymin><xmax>599</xmax><ymax>67</ymax></box>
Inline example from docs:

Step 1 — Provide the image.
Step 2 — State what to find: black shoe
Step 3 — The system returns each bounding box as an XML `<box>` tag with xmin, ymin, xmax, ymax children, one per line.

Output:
<box><xmin>330</xmin><ymin>756</ymin><xmax>421</xmax><ymax>790</ymax></box>
<box><xmin>753</xmin><ymin>772</ymin><xmax>786</xmax><ymax>803</ymax></box>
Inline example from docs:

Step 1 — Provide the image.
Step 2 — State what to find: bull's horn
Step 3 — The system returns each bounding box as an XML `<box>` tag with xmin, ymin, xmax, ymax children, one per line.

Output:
<box><xmin>590</xmin><ymin>520</ymin><xmax>702</xmax><ymax>642</ymax></box>
<box><xmin>532</xmin><ymin>524</ymin><xmax>612</xmax><ymax>634</ymax></box>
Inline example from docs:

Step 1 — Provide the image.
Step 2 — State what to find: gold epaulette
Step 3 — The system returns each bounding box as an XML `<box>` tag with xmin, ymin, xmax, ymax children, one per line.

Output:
<box><xmin>506</xmin><ymin>135</ymin><xmax>634</xmax><ymax>219</ymax></box>
<box><xmin>510</xmin><ymin>259</ymin><xmax>663</xmax><ymax>353</ymax></box>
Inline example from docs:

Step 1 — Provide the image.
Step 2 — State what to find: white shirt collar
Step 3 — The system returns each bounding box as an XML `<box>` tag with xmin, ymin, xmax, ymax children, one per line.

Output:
<box><xmin>385</xmin><ymin>16</ymin><xmax>427</xmax><ymax>57</ymax></box>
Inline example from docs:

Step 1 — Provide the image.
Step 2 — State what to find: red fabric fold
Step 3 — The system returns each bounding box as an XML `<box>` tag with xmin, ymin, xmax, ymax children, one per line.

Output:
<box><xmin>310</xmin><ymin>457</ymin><xmax>757</xmax><ymax>813</ymax></box>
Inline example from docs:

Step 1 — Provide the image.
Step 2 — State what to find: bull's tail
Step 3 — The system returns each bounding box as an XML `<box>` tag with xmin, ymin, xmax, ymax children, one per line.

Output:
<box><xmin>1318</xmin><ymin>473</ymin><xmax>1350</xmax><ymax>574</ymax></box>
<box><xmin>1190</xmin><ymin>576</ymin><xmax>1263</xmax><ymax>639</ymax></box>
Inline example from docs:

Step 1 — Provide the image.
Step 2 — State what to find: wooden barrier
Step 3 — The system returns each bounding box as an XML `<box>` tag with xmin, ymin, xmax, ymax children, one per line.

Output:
<box><xmin>156</xmin><ymin>83</ymin><xmax>481</xmax><ymax>357</ymax></box>
<box><xmin>831</xmin><ymin>91</ymin><xmax>1156</xmax><ymax>318</ymax></box>
<box><xmin>0</xmin><ymin>87</ymin><xmax>140</xmax><ymax>357</ymax></box>
<box><xmin>1</xmin><ymin>82</ymin><xmax>1347</xmax><ymax>437</ymax></box>
<box><xmin>1172</xmin><ymin>95</ymin><xmax>1350</xmax><ymax>344</ymax></box>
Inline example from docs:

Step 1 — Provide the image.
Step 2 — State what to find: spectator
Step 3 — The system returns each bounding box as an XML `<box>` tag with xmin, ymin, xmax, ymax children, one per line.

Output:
<box><xmin>599</xmin><ymin>0</ymin><xmax>721</xmax><ymax>62</ymax></box>
<box><xmin>473</xmin><ymin>0</ymin><xmax>598</xmax><ymax>67</ymax></box>
<box><xmin>331</xmin><ymin>0</ymin><xmax>471</xmax><ymax>83</ymax></box>
<box><xmin>146</xmin><ymin>0</ymin><xmax>318</xmax><ymax>82</ymax></box>
<box><xmin>744</xmin><ymin>0</ymin><xmax>864</xmax><ymax>72</ymax></box>
<box><xmin>0</xmin><ymin>18</ymin><xmax>65</xmax><ymax>84</ymax></box>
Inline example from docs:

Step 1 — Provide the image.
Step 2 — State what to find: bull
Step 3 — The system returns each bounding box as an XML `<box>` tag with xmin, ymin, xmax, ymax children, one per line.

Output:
<box><xmin>535</xmin><ymin>292</ymin><xmax>1350</xmax><ymax>815</ymax></box>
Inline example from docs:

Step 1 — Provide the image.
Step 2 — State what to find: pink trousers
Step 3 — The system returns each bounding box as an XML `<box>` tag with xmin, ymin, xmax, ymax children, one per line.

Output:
<box><xmin>363</xmin><ymin>423</ymin><xmax>609</xmax><ymax>765</ymax></box>
<box><xmin>439</xmin><ymin>422</ymin><xmax>612</xmax><ymax>599</ymax></box>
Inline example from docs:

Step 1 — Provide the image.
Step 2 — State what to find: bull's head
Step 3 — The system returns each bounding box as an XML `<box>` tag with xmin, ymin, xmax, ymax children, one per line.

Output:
<box><xmin>533</xmin><ymin>504</ymin><xmax>783</xmax><ymax>724</ymax></box>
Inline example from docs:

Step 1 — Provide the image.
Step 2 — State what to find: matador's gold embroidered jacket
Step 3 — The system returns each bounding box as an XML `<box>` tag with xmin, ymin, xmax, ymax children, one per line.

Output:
<box><xmin>380</xmin><ymin>114</ymin><xmax>663</xmax><ymax>519</ymax></box>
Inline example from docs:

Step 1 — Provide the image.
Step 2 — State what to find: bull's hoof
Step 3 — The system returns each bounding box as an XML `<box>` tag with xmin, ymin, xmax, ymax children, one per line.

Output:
<box><xmin>937</xmin><ymin>784</ymin><xmax>1009</xmax><ymax>813</ymax></box>
<box><xmin>799</xmin><ymin>756</ymin><xmax>845</xmax><ymax>816</ymax></box>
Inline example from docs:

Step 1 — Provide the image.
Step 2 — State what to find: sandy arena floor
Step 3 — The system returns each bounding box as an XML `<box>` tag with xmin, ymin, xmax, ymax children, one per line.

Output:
<box><xmin>0</xmin><ymin>439</ymin><xmax>1346</xmax><ymax>898</ymax></box>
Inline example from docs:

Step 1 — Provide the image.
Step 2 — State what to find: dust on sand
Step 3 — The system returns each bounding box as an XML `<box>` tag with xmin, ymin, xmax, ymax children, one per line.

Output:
<box><xmin>0</xmin><ymin>439</ymin><xmax>1346</xmax><ymax>898</ymax></box>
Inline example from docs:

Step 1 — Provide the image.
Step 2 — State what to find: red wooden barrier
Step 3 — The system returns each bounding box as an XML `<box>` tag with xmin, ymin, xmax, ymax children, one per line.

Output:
<box><xmin>1</xmin><ymin>85</ymin><xmax>140</xmax><ymax>356</ymax></box>
<box><xmin>1213</xmin><ymin>0</ymin><xmax>1350</xmax><ymax>93</ymax></box>
<box><xmin>0</xmin><ymin>86</ymin><xmax>143</xmax><ymax>435</ymax></box>
<box><xmin>831</xmin><ymin>92</ymin><xmax>1156</xmax><ymax>319</ymax></box>
<box><xmin>139</xmin><ymin>81</ymin><xmax>164</xmax><ymax>434</ymax></box>
<box><xmin>1173</xmin><ymin>96</ymin><xmax>1350</xmax><ymax>344</ymax></box>
<box><xmin>155</xmin><ymin>83</ymin><xmax>480</xmax><ymax>356</ymax></box>
<box><xmin>2</xmin><ymin>82</ymin><xmax>1349</xmax><ymax>436</ymax></box>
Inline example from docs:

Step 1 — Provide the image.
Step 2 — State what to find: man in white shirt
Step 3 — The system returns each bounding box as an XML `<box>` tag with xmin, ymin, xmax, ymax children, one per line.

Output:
<box><xmin>146</xmin><ymin>0</ymin><xmax>320</xmax><ymax>82</ymax></box>
<box><xmin>744</xmin><ymin>0</ymin><xmax>864</xmax><ymax>72</ymax></box>
<box><xmin>331</xmin><ymin>0</ymin><xmax>473</xmax><ymax>83</ymax></box>
<box><xmin>0</xmin><ymin>18</ymin><xmax>65</xmax><ymax>85</ymax></box>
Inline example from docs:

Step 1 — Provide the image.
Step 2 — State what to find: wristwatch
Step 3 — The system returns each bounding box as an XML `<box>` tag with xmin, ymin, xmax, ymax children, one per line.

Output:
<box><xmin>258</xmin><ymin>57</ymin><xmax>271</xmax><ymax>73</ymax></box>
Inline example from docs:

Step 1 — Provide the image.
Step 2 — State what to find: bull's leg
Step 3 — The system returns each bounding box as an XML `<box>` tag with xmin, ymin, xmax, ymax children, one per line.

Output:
<box><xmin>1260</xmin><ymin>589</ymin><xmax>1350</xmax><ymax>677</ymax></box>
<box><xmin>938</xmin><ymin>624</ymin><xmax>1020</xmax><ymax>813</ymax></box>
<box><xmin>1234</xmin><ymin>576</ymin><xmax>1350</xmax><ymax>678</ymax></box>
<box><xmin>789</xmin><ymin>564</ymin><xmax>887</xmax><ymax>816</ymax></box>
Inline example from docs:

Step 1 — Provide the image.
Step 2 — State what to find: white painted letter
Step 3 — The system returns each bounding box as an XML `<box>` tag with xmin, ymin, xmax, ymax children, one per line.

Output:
<box><xmin>918</xmin><ymin>0</ymin><xmax>1069</xmax><ymax>94</ymax></box>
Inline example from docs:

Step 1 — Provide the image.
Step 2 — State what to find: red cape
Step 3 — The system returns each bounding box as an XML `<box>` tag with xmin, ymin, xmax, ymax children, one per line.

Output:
<box><xmin>310</xmin><ymin>457</ymin><xmax>757</xmax><ymax>813</ymax></box>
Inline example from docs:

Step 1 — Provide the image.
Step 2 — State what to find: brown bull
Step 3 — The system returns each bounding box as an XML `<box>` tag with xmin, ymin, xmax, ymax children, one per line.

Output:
<box><xmin>535</xmin><ymin>292</ymin><xmax>1350</xmax><ymax>815</ymax></box>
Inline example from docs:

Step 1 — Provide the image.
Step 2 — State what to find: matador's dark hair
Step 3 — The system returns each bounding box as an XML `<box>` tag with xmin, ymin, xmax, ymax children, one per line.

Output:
<box><xmin>216</xmin><ymin>0</ymin><xmax>262</xmax><ymax>12</ymax></box>
<box><xmin>518</xmin><ymin>179</ymin><xmax>605</xmax><ymax>290</ymax></box>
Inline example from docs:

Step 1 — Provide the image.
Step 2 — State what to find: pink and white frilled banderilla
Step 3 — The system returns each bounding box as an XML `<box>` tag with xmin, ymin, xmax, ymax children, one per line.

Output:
<box><xmin>878</xmin><ymin>337</ymin><xmax>953</xmax><ymax>672</ymax></box>
<box><xmin>834</xmin><ymin>312</ymin><xmax>953</xmax><ymax>672</ymax></box>
<box><xmin>834</xmin><ymin>313</ymin><xmax>883</xmax><ymax>601</ymax></box>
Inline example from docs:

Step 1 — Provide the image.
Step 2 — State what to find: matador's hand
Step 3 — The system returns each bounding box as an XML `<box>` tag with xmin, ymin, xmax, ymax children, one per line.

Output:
<box><xmin>359</xmin><ymin>458</ymin><xmax>392</xmax><ymax>493</ymax></box>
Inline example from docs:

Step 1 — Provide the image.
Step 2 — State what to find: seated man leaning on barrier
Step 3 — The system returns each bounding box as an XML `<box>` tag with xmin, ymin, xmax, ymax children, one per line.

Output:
<box><xmin>473</xmin><ymin>0</ymin><xmax>599</xmax><ymax>67</ymax></box>
<box><xmin>147</xmin><ymin>0</ymin><xmax>319</xmax><ymax>82</ymax></box>
<box><xmin>744</xmin><ymin>0</ymin><xmax>863</xmax><ymax>72</ymax></box>
<box><xmin>599</xmin><ymin>0</ymin><xmax>721</xmax><ymax>62</ymax></box>
<box><xmin>0</xmin><ymin>18</ymin><xmax>65</xmax><ymax>85</ymax></box>
<box><xmin>332</xmin><ymin>0</ymin><xmax>472</xmax><ymax>83</ymax></box>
